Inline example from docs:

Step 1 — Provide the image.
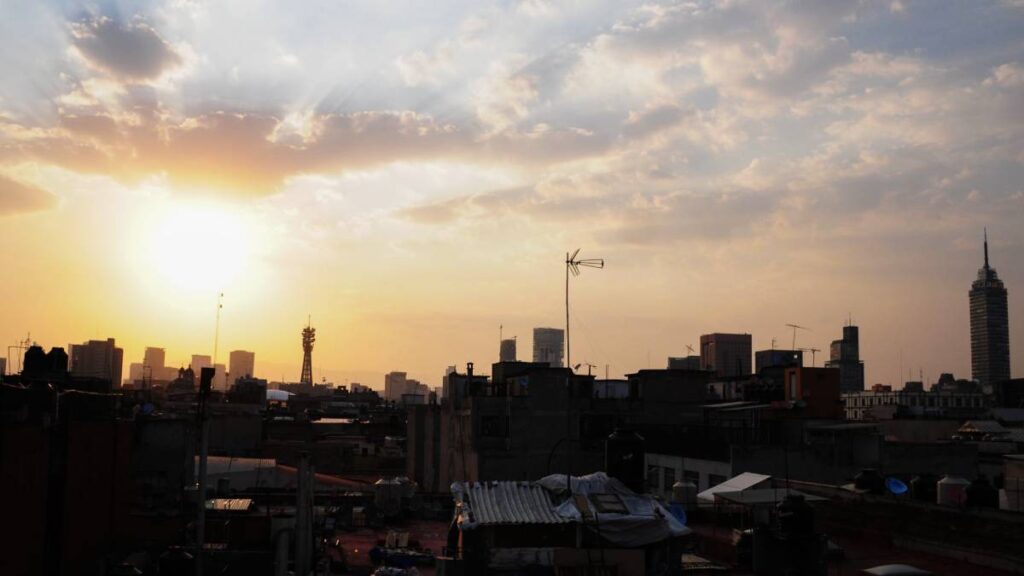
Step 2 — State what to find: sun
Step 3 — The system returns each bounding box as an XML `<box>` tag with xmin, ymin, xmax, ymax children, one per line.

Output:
<box><xmin>134</xmin><ymin>199</ymin><xmax>255</xmax><ymax>295</ymax></box>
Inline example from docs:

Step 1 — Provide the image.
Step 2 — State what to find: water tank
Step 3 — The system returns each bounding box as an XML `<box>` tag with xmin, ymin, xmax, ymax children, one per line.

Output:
<box><xmin>776</xmin><ymin>494</ymin><xmax>815</xmax><ymax>536</ymax></box>
<box><xmin>910</xmin><ymin>474</ymin><xmax>938</xmax><ymax>502</ymax></box>
<box><xmin>965</xmin><ymin>476</ymin><xmax>998</xmax><ymax>508</ymax></box>
<box><xmin>672</xmin><ymin>480</ymin><xmax>698</xmax><ymax>510</ymax></box>
<box><xmin>605</xmin><ymin>428</ymin><xmax>645</xmax><ymax>493</ymax></box>
<box><xmin>853</xmin><ymin>469</ymin><xmax>884</xmax><ymax>494</ymax></box>
<box><xmin>937</xmin><ymin>475</ymin><xmax>970</xmax><ymax>506</ymax></box>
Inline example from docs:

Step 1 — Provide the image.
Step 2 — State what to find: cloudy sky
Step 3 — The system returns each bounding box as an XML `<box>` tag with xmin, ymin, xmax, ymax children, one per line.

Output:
<box><xmin>1</xmin><ymin>0</ymin><xmax>1022</xmax><ymax>387</ymax></box>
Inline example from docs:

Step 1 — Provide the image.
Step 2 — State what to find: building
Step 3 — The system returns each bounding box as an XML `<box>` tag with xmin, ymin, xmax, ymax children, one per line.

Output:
<box><xmin>532</xmin><ymin>327</ymin><xmax>565</xmax><ymax>367</ymax></box>
<box><xmin>667</xmin><ymin>356</ymin><xmax>701</xmax><ymax>370</ymax></box>
<box><xmin>843</xmin><ymin>385</ymin><xmax>992</xmax><ymax>421</ymax></box>
<box><xmin>69</xmin><ymin>338</ymin><xmax>123</xmax><ymax>386</ymax></box>
<box><xmin>499</xmin><ymin>338</ymin><xmax>517</xmax><ymax>362</ymax></box>
<box><xmin>754</xmin><ymin>349</ymin><xmax>803</xmax><ymax>373</ymax></box>
<box><xmin>0</xmin><ymin>357</ymin><xmax>6</xmax><ymax>379</ymax></box>
<box><xmin>970</xmin><ymin>231</ymin><xmax>1011</xmax><ymax>387</ymax></box>
<box><xmin>384</xmin><ymin>371</ymin><xmax>429</xmax><ymax>402</ymax></box>
<box><xmin>143</xmin><ymin>347</ymin><xmax>166</xmax><ymax>374</ymax></box>
<box><xmin>824</xmin><ymin>324</ymin><xmax>865</xmax><ymax>393</ymax></box>
<box><xmin>229</xmin><ymin>350</ymin><xmax>256</xmax><ymax>381</ymax></box>
<box><xmin>407</xmin><ymin>361</ymin><xmax>713</xmax><ymax>493</ymax></box>
<box><xmin>699</xmin><ymin>333</ymin><xmax>751</xmax><ymax>377</ymax></box>
<box><xmin>191</xmin><ymin>354</ymin><xmax>212</xmax><ymax>376</ymax></box>
<box><xmin>783</xmin><ymin>366</ymin><xmax>844</xmax><ymax>419</ymax></box>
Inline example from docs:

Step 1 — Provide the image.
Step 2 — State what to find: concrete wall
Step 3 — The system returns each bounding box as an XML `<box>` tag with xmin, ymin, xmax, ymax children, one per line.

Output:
<box><xmin>646</xmin><ymin>452</ymin><xmax>731</xmax><ymax>496</ymax></box>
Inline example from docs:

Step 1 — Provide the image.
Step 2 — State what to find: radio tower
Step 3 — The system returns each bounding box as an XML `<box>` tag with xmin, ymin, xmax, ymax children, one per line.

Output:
<box><xmin>300</xmin><ymin>318</ymin><xmax>315</xmax><ymax>385</ymax></box>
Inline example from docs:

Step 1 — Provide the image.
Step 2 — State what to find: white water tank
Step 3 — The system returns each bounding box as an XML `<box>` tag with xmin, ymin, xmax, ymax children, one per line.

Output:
<box><xmin>672</xmin><ymin>480</ymin><xmax>698</xmax><ymax>510</ymax></box>
<box><xmin>937</xmin><ymin>475</ymin><xmax>970</xmax><ymax>506</ymax></box>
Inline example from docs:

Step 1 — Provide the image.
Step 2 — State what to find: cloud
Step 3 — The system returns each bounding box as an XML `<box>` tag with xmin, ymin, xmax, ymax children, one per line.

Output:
<box><xmin>69</xmin><ymin>16</ymin><xmax>182</xmax><ymax>81</ymax></box>
<box><xmin>0</xmin><ymin>175</ymin><xmax>57</xmax><ymax>216</ymax></box>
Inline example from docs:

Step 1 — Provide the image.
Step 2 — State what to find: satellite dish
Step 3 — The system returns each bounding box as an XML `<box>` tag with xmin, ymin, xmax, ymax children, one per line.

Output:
<box><xmin>668</xmin><ymin>504</ymin><xmax>687</xmax><ymax>525</ymax></box>
<box><xmin>885</xmin><ymin>477</ymin><xmax>909</xmax><ymax>495</ymax></box>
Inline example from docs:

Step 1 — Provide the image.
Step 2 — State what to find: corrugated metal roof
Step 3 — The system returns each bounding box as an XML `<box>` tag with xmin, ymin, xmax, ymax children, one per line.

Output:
<box><xmin>454</xmin><ymin>481</ymin><xmax>570</xmax><ymax>526</ymax></box>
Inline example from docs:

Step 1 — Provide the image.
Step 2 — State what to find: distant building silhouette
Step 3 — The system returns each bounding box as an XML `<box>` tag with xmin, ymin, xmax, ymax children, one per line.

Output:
<box><xmin>143</xmin><ymin>347</ymin><xmax>166</xmax><ymax>375</ymax></box>
<box><xmin>499</xmin><ymin>338</ymin><xmax>517</xmax><ymax>363</ymax></box>
<box><xmin>532</xmin><ymin>327</ymin><xmax>565</xmax><ymax>367</ymax></box>
<box><xmin>699</xmin><ymin>333</ymin><xmax>751</xmax><ymax>377</ymax></box>
<box><xmin>191</xmin><ymin>354</ymin><xmax>212</xmax><ymax>377</ymax></box>
<box><xmin>970</xmin><ymin>231</ymin><xmax>1010</xmax><ymax>387</ymax></box>
<box><xmin>69</xmin><ymin>338</ymin><xmax>123</xmax><ymax>386</ymax></box>
<box><xmin>824</xmin><ymin>325</ymin><xmax>865</xmax><ymax>393</ymax></box>
<box><xmin>755</xmin><ymin>349</ymin><xmax>803</xmax><ymax>373</ymax></box>
<box><xmin>0</xmin><ymin>357</ymin><xmax>6</xmax><ymax>379</ymax></box>
<box><xmin>667</xmin><ymin>356</ymin><xmax>701</xmax><ymax>370</ymax></box>
<box><xmin>384</xmin><ymin>370</ymin><xmax>429</xmax><ymax>402</ymax></box>
<box><xmin>229</xmin><ymin>350</ymin><xmax>256</xmax><ymax>382</ymax></box>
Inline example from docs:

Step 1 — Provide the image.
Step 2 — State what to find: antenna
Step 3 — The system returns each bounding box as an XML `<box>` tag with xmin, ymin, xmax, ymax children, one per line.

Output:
<box><xmin>565</xmin><ymin>249</ymin><xmax>604</xmax><ymax>370</ymax></box>
<box><xmin>984</xmin><ymin>227</ymin><xmax>989</xmax><ymax>268</ymax></box>
<box><xmin>213</xmin><ymin>293</ymin><xmax>224</xmax><ymax>366</ymax></box>
<box><xmin>685</xmin><ymin>344</ymin><xmax>695</xmax><ymax>355</ymax></box>
<box><xmin>785</xmin><ymin>323</ymin><xmax>810</xmax><ymax>350</ymax></box>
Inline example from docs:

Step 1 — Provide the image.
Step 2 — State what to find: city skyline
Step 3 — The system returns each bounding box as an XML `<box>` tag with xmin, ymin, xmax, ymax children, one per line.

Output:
<box><xmin>1</xmin><ymin>1</ymin><xmax>1023</xmax><ymax>387</ymax></box>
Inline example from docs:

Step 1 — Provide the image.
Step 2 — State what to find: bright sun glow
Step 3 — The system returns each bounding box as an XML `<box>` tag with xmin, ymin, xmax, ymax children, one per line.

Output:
<box><xmin>135</xmin><ymin>200</ymin><xmax>254</xmax><ymax>295</ymax></box>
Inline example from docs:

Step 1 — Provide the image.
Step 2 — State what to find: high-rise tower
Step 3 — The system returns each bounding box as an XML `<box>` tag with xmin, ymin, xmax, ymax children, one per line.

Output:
<box><xmin>970</xmin><ymin>230</ymin><xmax>1010</xmax><ymax>387</ymax></box>
<box><xmin>300</xmin><ymin>321</ymin><xmax>315</xmax><ymax>385</ymax></box>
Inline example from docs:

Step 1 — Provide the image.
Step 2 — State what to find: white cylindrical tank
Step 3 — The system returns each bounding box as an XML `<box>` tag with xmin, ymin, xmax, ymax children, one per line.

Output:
<box><xmin>672</xmin><ymin>480</ymin><xmax>698</xmax><ymax>510</ymax></box>
<box><xmin>937</xmin><ymin>475</ymin><xmax>970</xmax><ymax>506</ymax></box>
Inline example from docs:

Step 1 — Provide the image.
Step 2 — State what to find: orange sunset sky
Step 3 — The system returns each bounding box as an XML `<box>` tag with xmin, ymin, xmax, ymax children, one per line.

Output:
<box><xmin>1</xmin><ymin>0</ymin><xmax>1022</xmax><ymax>388</ymax></box>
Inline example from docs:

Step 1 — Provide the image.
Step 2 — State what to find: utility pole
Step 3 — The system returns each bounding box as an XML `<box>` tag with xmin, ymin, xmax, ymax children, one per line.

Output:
<box><xmin>195</xmin><ymin>366</ymin><xmax>215</xmax><ymax>576</ymax></box>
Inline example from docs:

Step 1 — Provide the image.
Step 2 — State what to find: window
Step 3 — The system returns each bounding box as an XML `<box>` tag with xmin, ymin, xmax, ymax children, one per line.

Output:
<box><xmin>663</xmin><ymin>467</ymin><xmax>676</xmax><ymax>490</ymax></box>
<box><xmin>708</xmin><ymin>474</ymin><xmax>727</xmax><ymax>488</ymax></box>
<box><xmin>683</xmin><ymin>470</ymin><xmax>699</xmax><ymax>484</ymax></box>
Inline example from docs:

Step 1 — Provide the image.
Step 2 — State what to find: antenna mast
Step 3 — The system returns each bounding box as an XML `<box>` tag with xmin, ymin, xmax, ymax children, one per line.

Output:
<box><xmin>300</xmin><ymin>317</ymin><xmax>316</xmax><ymax>385</ymax></box>
<box><xmin>565</xmin><ymin>249</ymin><xmax>604</xmax><ymax>370</ymax></box>
<box><xmin>213</xmin><ymin>293</ymin><xmax>224</xmax><ymax>366</ymax></box>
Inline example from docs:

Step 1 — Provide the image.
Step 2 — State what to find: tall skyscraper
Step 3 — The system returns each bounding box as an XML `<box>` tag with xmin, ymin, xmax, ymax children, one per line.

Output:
<box><xmin>229</xmin><ymin>350</ymin><xmax>256</xmax><ymax>382</ymax></box>
<box><xmin>69</xmin><ymin>338</ymin><xmax>124</xmax><ymax>386</ymax></box>
<box><xmin>970</xmin><ymin>231</ymin><xmax>1010</xmax><ymax>387</ymax></box>
<box><xmin>532</xmin><ymin>327</ymin><xmax>565</xmax><ymax>367</ymax></box>
<box><xmin>699</xmin><ymin>333</ymin><xmax>752</xmax><ymax>377</ymax></box>
<box><xmin>824</xmin><ymin>324</ymin><xmax>865</xmax><ymax>392</ymax></box>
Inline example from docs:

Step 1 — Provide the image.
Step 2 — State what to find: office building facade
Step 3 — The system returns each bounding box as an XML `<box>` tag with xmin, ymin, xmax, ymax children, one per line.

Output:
<box><xmin>824</xmin><ymin>325</ymin><xmax>865</xmax><ymax>393</ymax></box>
<box><xmin>532</xmin><ymin>327</ymin><xmax>565</xmax><ymax>368</ymax></box>
<box><xmin>970</xmin><ymin>233</ymin><xmax>1010</xmax><ymax>387</ymax></box>
<box><xmin>699</xmin><ymin>333</ymin><xmax>751</xmax><ymax>377</ymax></box>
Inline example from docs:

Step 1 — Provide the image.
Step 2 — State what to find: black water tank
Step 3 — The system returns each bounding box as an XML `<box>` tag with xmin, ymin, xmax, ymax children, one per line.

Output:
<box><xmin>853</xmin><ymin>469</ymin><xmax>884</xmax><ymax>494</ymax></box>
<box><xmin>910</xmin><ymin>473</ymin><xmax>938</xmax><ymax>502</ymax></box>
<box><xmin>777</xmin><ymin>494</ymin><xmax>815</xmax><ymax>536</ymax></box>
<box><xmin>966</xmin><ymin>476</ymin><xmax>999</xmax><ymax>508</ymax></box>
<box><xmin>605</xmin><ymin>428</ymin><xmax>645</xmax><ymax>493</ymax></box>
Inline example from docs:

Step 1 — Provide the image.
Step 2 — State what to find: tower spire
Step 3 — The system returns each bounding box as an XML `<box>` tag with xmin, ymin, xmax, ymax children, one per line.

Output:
<box><xmin>984</xmin><ymin>228</ymin><xmax>989</xmax><ymax>268</ymax></box>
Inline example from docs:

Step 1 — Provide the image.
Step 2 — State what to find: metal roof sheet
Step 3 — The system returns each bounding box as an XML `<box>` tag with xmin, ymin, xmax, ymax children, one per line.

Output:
<box><xmin>453</xmin><ymin>481</ymin><xmax>570</xmax><ymax>526</ymax></box>
<box><xmin>698</xmin><ymin>472</ymin><xmax>771</xmax><ymax>502</ymax></box>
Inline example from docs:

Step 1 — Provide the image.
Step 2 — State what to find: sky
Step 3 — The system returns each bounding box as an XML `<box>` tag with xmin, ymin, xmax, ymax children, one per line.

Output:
<box><xmin>1</xmin><ymin>0</ymin><xmax>1023</xmax><ymax>389</ymax></box>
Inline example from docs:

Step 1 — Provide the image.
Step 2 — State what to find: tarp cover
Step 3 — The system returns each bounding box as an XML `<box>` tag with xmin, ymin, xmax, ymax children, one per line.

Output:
<box><xmin>540</xmin><ymin>472</ymin><xmax>691</xmax><ymax>547</ymax></box>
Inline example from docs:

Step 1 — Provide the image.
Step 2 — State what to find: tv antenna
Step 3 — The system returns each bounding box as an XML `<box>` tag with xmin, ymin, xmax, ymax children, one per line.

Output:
<box><xmin>785</xmin><ymin>323</ymin><xmax>809</xmax><ymax>349</ymax></box>
<box><xmin>686</xmin><ymin>344</ymin><xmax>695</xmax><ymax>355</ymax></box>
<box><xmin>565</xmin><ymin>249</ymin><xmax>604</xmax><ymax>370</ymax></box>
